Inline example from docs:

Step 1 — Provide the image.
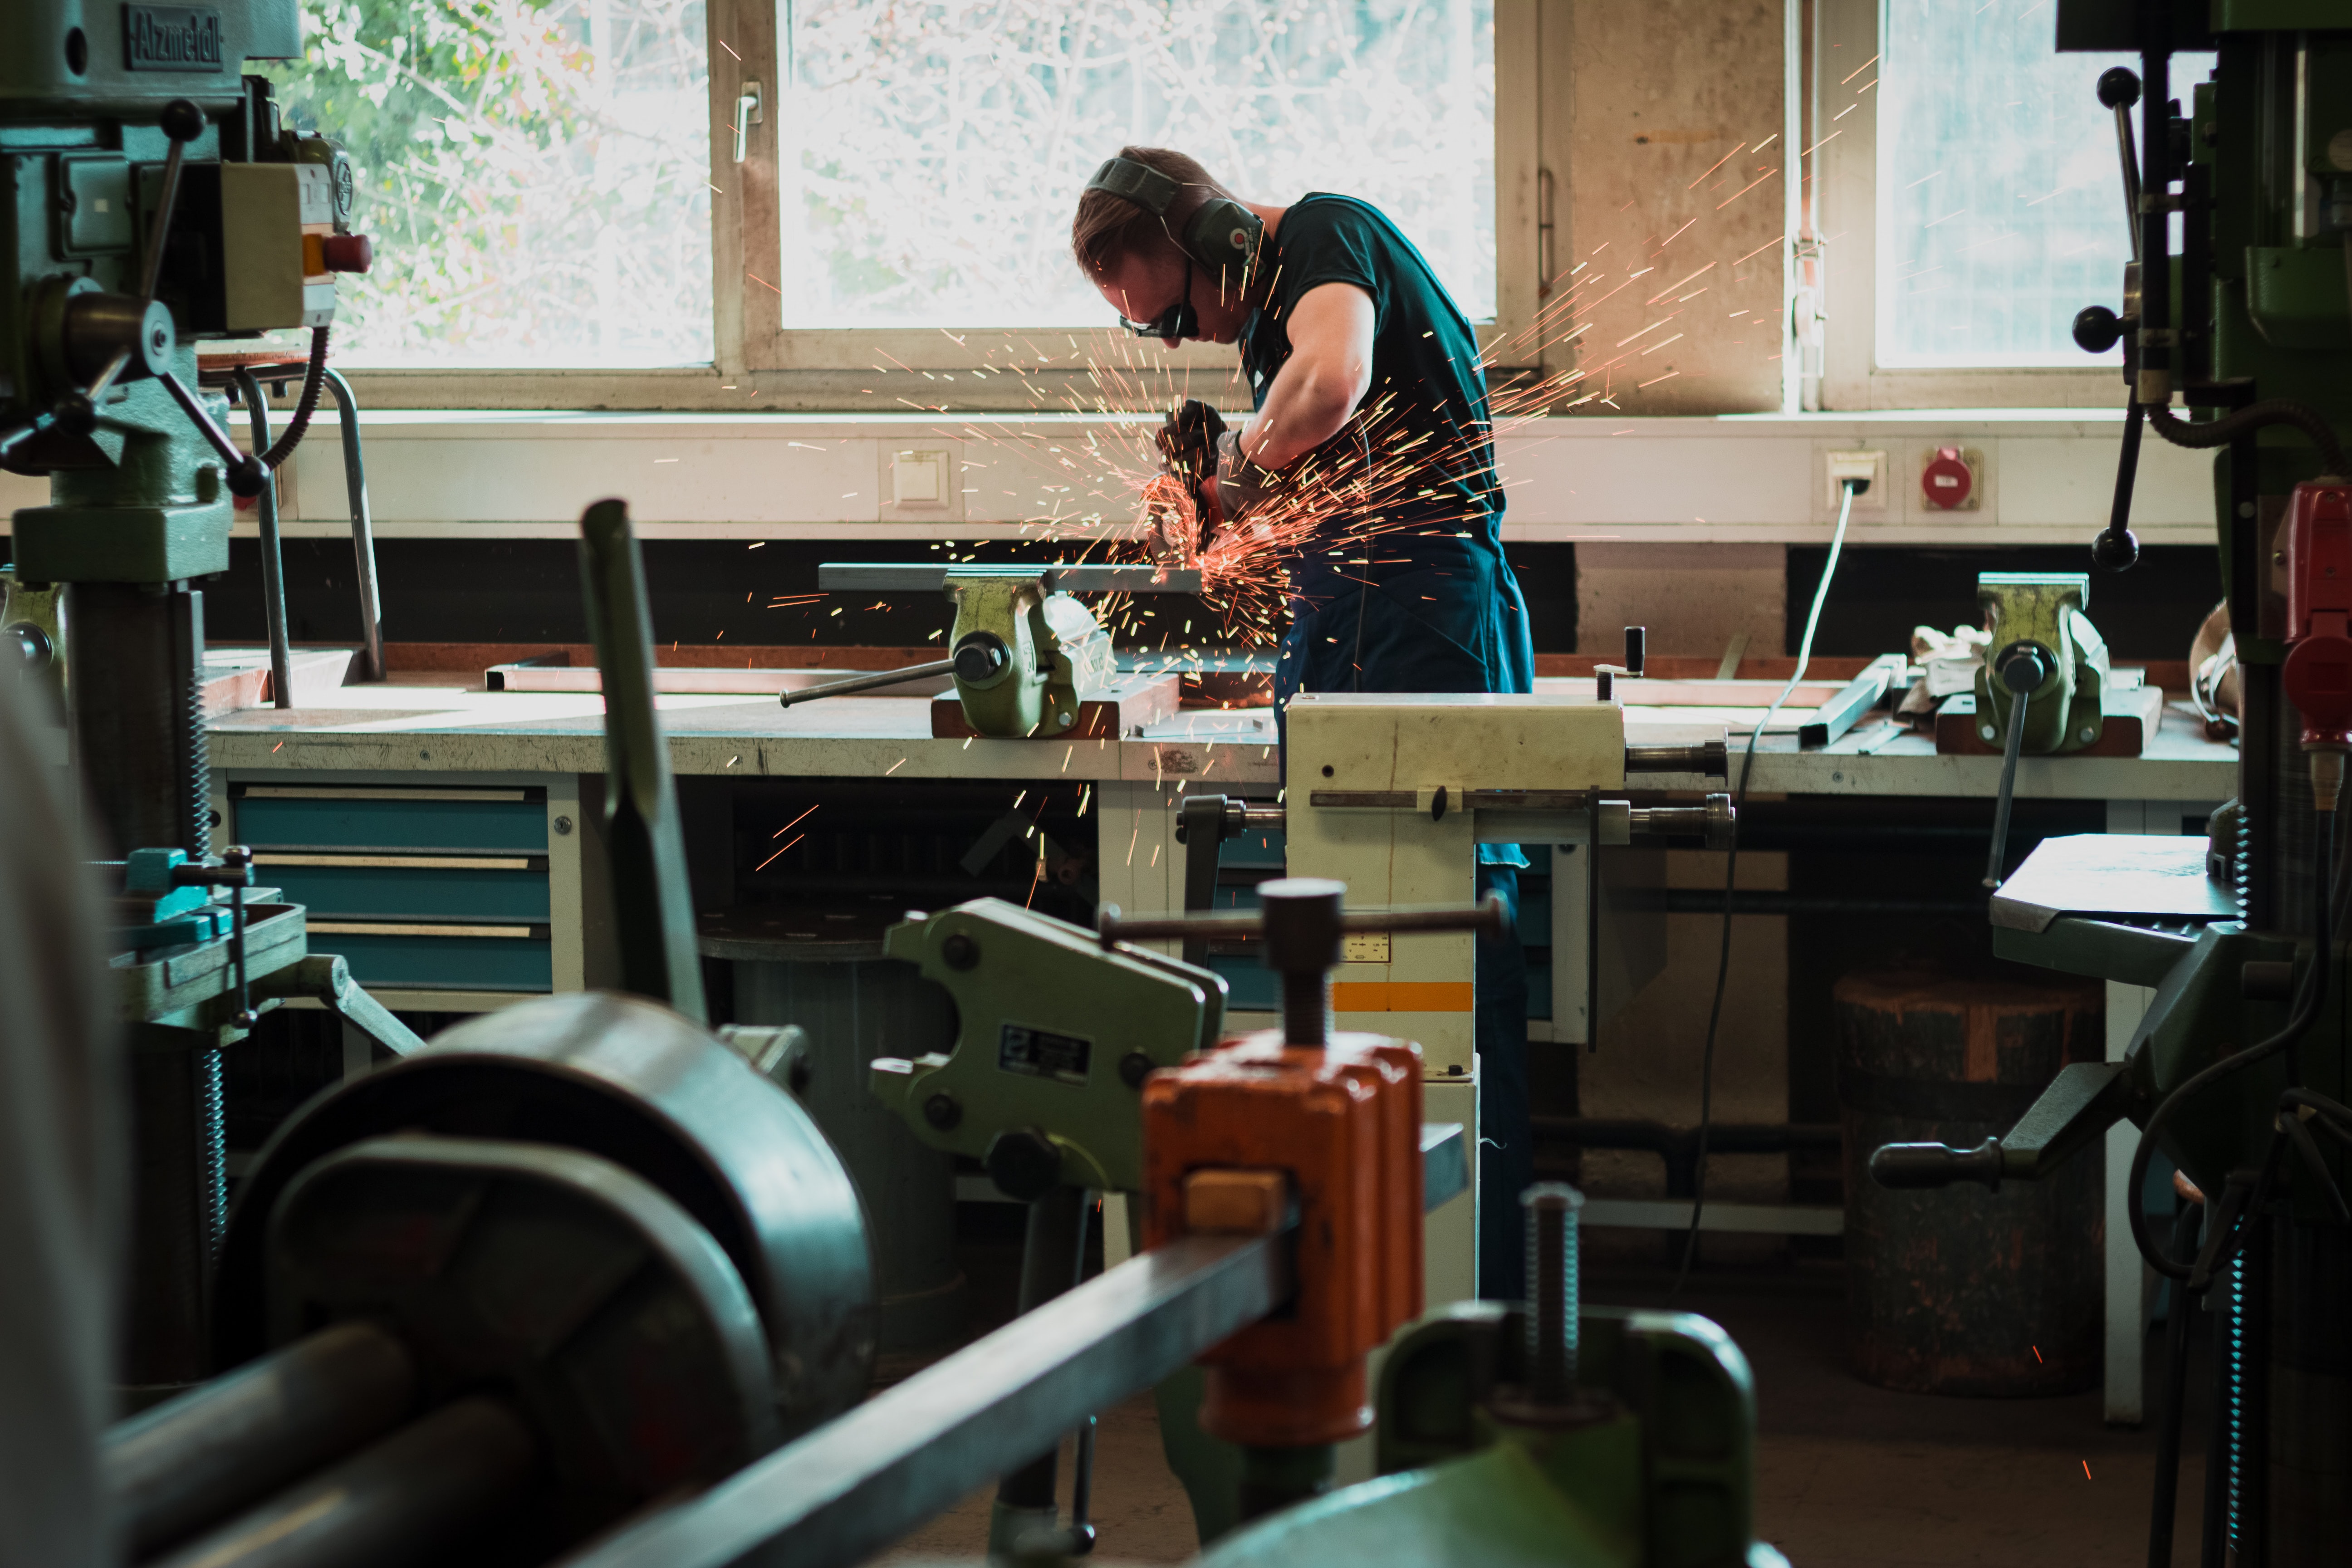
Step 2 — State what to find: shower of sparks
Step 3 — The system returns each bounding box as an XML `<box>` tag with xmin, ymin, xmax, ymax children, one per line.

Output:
<box><xmin>729</xmin><ymin>128</ymin><xmax>1791</xmax><ymax>661</ymax></box>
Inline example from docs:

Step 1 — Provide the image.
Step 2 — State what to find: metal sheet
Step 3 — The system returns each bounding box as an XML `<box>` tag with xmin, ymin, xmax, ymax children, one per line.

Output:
<box><xmin>1988</xmin><ymin>833</ymin><xmax>2236</xmax><ymax>932</ymax></box>
<box><xmin>556</xmin><ymin>1231</ymin><xmax>1286</xmax><ymax>1568</ymax></box>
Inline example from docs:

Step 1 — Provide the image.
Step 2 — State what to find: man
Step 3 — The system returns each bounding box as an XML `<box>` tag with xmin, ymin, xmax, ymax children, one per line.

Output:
<box><xmin>1072</xmin><ymin>147</ymin><xmax>1536</xmax><ymax>1302</ymax></box>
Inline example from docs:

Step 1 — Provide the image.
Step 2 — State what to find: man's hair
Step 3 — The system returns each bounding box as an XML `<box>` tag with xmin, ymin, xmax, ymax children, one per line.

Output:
<box><xmin>1070</xmin><ymin>147</ymin><xmax>1237</xmax><ymax>277</ymax></box>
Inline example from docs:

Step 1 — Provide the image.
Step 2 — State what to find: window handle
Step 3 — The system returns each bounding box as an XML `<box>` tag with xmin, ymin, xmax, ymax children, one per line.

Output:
<box><xmin>733</xmin><ymin>81</ymin><xmax>764</xmax><ymax>164</ymax></box>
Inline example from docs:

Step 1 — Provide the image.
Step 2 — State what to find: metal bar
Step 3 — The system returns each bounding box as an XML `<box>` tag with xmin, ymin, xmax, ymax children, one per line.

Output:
<box><xmin>1984</xmin><ymin>676</ymin><xmax>2032</xmax><ymax>887</ymax></box>
<box><xmin>148</xmin><ymin>1396</ymin><xmax>535</xmax><ymax>1568</ymax></box>
<box><xmin>319</xmin><ymin>368</ymin><xmax>384</xmax><ymax>681</ymax></box>
<box><xmin>578</xmin><ymin>500</ymin><xmax>708</xmax><ymax>1023</ymax></box>
<box><xmin>1573</xmin><ymin>1197</ymin><xmax>1843</xmax><ymax>1236</ymax></box>
<box><xmin>777</xmin><ymin>658</ymin><xmax>957</xmax><ymax>708</ymax></box>
<box><xmin>558</xmin><ymin>1232</ymin><xmax>1288</xmax><ymax>1568</ymax></box>
<box><xmin>814</xmin><ymin>563</ymin><xmax>1204</xmax><ymax>594</ymax></box>
<box><xmin>233</xmin><ymin>370</ymin><xmax>294</xmax><ymax>711</ymax></box>
<box><xmin>1660</xmin><ymin>890</ymin><xmax>1983</xmax><ymax>916</ymax></box>
<box><xmin>105</xmin><ymin>1323</ymin><xmax>417</xmax><ymax>1558</ymax></box>
<box><xmin>1101</xmin><ymin>896</ymin><xmax>1507</xmax><ymax>946</ymax></box>
<box><xmin>1796</xmin><ymin>657</ymin><xmax>1899</xmax><ymax>749</ymax></box>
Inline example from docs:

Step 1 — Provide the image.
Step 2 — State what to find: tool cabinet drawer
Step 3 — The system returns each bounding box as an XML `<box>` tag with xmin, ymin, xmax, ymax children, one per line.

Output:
<box><xmin>230</xmin><ymin>784</ymin><xmax>556</xmax><ymax>994</ymax></box>
<box><xmin>302</xmin><ymin>923</ymin><xmax>554</xmax><ymax>992</ymax></box>
<box><xmin>250</xmin><ymin>854</ymin><xmax>551</xmax><ymax>922</ymax></box>
<box><xmin>231</xmin><ymin>784</ymin><xmax>549</xmax><ymax>853</ymax></box>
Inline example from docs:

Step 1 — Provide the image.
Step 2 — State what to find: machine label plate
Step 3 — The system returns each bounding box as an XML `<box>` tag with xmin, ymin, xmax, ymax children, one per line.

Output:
<box><xmin>124</xmin><ymin>5</ymin><xmax>225</xmax><ymax>71</ymax></box>
<box><xmin>999</xmin><ymin>1022</ymin><xmax>1092</xmax><ymax>1086</ymax></box>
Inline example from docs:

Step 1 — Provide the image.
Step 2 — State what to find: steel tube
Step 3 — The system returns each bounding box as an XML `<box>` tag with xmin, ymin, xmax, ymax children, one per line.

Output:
<box><xmin>147</xmin><ymin>1395</ymin><xmax>536</xmax><ymax>1568</ymax></box>
<box><xmin>320</xmin><ymin>368</ymin><xmax>384</xmax><ymax>681</ymax></box>
<box><xmin>106</xmin><ymin>1322</ymin><xmax>418</xmax><ymax>1558</ymax></box>
<box><xmin>232</xmin><ymin>370</ymin><xmax>294</xmax><ymax>711</ymax></box>
<box><xmin>558</xmin><ymin>1231</ymin><xmax>1289</xmax><ymax>1568</ymax></box>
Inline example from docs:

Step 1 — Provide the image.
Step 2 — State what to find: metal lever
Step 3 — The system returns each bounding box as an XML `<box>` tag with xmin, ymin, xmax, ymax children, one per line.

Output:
<box><xmin>169</xmin><ymin>846</ymin><xmax>258</xmax><ymax>1026</ymax></box>
<box><xmin>1982</xmin><ymin>642</ymin><xmax>2051</xmax><ymax>889</ymax></box>
<box><xmin>1172</xmin><ymin>795</ymin><xmax>1288</xmax><ymax>966</ymax></box>
<box><xmin>2098</xmin><ymin>67</ymin><xmax>2143</xmax><ymax>267</ymax></box>
<box><xmin>156</xmin><ymin>371</ymin><xmax>267</xmax><ymax>496</ymax></box>
<box><xmin>578</xmin><ymin>499</ymin><xmax>709</xmax><ymax>1023</ymax></box>
<box><xmin>733</xmin><ymin>82</ymin><xmax>763</xmax><ymax>163</ymax></box>
<box><xmin>1098</xmin><ymin>893</ymin><xmax>1511</xmax><ymax>950</ymax></box>
<box><xmin>1869</xmin><ymin>1137</ymin><xmax>2004</xmax><ymax>1191</ymax></box>
<box><xmin>777</xmin><ymin>657</ymin><xmax>956</xmax><ymax>708</ymax></box>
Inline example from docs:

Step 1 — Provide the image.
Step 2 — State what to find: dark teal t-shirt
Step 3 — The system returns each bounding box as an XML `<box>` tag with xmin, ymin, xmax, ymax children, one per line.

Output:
<box><xmin>1239</xmin><ymin>193</ymin><xmax>1505</xmax><ymax>596</ymax></box>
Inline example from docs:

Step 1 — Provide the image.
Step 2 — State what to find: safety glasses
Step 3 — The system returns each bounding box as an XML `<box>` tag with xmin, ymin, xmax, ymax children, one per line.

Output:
<box><xmin>1115</xmin><ymin>257</ymin><xmax>1198</xmax><ymax>340</ymax></box>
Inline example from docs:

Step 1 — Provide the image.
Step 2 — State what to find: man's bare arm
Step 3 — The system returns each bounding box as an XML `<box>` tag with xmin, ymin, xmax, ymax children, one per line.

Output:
<box><xmin>1239</xmin><ymin>282</ymin><xmax>1374</xmax><ymax>469</ymax></box>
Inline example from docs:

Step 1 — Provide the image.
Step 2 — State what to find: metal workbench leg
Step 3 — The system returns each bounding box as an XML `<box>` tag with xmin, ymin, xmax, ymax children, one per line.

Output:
<box><xmin>232</xmin><ymin>369</ymin><xmax>294</xmax><ymax>710</ymax></box>
<box><xmin>319</xmin><ymin>367</ymin><xmax>383</xmax><ymax>681</ymax></box>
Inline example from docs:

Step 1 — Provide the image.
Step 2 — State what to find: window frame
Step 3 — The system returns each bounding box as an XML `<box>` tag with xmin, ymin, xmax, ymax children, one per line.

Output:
<box><xmin>334</xmin><ymin>0</ymin><xmax>1541</xmax><ymax>412</ymax></box>
<box><xmin>1811</xmin><ymin>0</ymin><xmax>2129</xmax><ymax>411</ymax></box>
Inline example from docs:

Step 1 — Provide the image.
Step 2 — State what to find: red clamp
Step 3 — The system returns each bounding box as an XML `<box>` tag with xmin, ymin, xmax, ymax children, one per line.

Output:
<box><xmin>1132</xmin><ymin>879</ymin><xmax>1431</xmax><ymax>1446</ymax></box>
<box><xmin>2281</xmin><ymin>481</ymin><xmax>2352</xmax><ymax>750</ymax></box>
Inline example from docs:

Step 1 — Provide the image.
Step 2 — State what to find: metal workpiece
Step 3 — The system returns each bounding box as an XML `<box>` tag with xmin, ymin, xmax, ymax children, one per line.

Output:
<box><xmin>145</xmin><ymin>1395</ymin><xmax>538</xmax><ymax>1568</ymax></box>
<box><xmin>815</xmin><ymin>562</ymin><xmax>1204</xmax><ymax>595</ymax></box>
<box><xmin>776</xmin><ymin>657</ymin><xmax>957</xmax><ymax>708</ymax></box>
<box><xmin>557</xmin><ymin>1231</ymin><xmax>1291</xmax><ymax>1568</ymax></box>
<box><xmin>578</xmin><ymin>499</ymin><xmax>707</xmax><ymax>1022</ymax></box>
<box><xmin>105</xmin><ymin>1322</ymin><xmax>419</xmax><ymax>1558</ymax></box>
<box><xmin>872</xmin><ymin>898</ymin><xmax>1226</xmax><ymax>1193</ymax></box>
<box><xmin>215</xmin><ymin>992</ymin><xmax>875</xmax><ymax>1435</ymax></box>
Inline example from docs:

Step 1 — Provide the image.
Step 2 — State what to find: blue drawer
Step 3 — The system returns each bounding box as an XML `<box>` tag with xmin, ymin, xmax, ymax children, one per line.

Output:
<box><xmin>255</xmin><ymin>857</ymin><xmax>550</xmax><ymax>922</ymax></box>
<box><xmin>233</xmin><ymin>785</ymin><xmax>547</xmax><ymax>853</ymax></box>
<box><xmin>1207</xmin><ymin>956</ymin><xmax>1281</xmax><ymax>1013</ymax></box>
<box><xmin>304</xmin><ymin>926</ymin><xmax>553</xmax><ymax>991</ymax></box>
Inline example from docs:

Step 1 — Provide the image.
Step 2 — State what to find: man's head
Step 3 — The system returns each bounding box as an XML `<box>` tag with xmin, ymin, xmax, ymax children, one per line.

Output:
<box><xmin>1071</xmin><ymin>147</ymin><xmax>1260</xmax><ymax>348</ymax></box>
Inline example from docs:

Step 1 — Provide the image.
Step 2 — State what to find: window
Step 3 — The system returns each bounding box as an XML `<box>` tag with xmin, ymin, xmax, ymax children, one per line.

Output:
<box><xmin>1811</xmin><ymin>0</ymin><xmax>2210</xmax><ymax>408</ymax></box>
<box><xmin>260</xmin><ymin>0</ymin><xmax>1520</xmax><ymax>403</ymax></box>
<box><xmin>264</xmin><ymin>0</ymin><xmax>714</xmax><ymax>367</ymax></box>
<box><xmin>1874</xmin><ymin>3</ymin><xmax>2212</xmax><ymax>369</ymax></box>
<box><xmin>775</xmin><ymin>0</ymin><xmax>1497</xmax><ymax>331</ymax></box>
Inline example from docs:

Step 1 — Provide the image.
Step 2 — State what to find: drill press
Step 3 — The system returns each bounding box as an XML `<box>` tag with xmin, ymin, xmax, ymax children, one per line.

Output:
<box><xmin>1875</xmin><ymin>6</ymin><xmax>2352</xmax><ymax>1561</ymax></box>
<box><xmin>0</xmin><ymin>0</ymin><xmax>405</xmax><ymax>1401</ymax></box>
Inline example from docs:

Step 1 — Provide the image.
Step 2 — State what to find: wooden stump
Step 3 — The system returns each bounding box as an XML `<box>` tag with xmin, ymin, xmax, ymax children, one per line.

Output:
<box><xmin>1835</xmin><ymin>969</ymin><xmax>2105</xmax><ymax>1396</ymax></box>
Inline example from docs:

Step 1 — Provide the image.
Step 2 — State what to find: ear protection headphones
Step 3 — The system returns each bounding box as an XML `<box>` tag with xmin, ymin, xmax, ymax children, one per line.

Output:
<box><xmin>1083</xmin><ymin>156</ymin><xmax>1264</xmax><ymax>284</ymax></box>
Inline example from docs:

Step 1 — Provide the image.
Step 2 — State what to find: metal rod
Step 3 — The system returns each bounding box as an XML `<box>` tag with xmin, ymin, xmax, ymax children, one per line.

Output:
<box><xmin>233</xmin><ymin>370</ymin><xmax>294</xmax><ymax>710</ymax></box>
<box><xmin>1984</xmin><ymin>685</ymin><xmax>2031</xmax><ymax>888</ymax></box>
<box><xmin>1100</xmin><ymin>893</ymin><xmax>1508</xmax><ymax>947</ymax></box>
<box><xmin>578</xmin><ymin>500</ymin><xmax>708</xmax><ymax>1023</ymax></box>
<box><xmin>556</xmin><ymin>1232</ymin><xmax>1289</xmax><ymax>1568</ymax></box>
<box><xmin>140</xmin><ymin>134</ymin><xmax>189</xmax><ymax>300</ymax></box>
<box><xmin>157</xmin><ymin>369</ymin><xmax>256</xmax><ymax>475</ymax></box>
<box><xmin>104</xmin><ymin>1323</ymin><xmax>418</xmax><ymax>1559</ymax></box>
<box><xmin>320</xmin><ymin>368</ymin><xmax>383</xmax><ymax>681</ymax></box>
<box><xmin>777</xmin><ymin>658</ymin><xmax>956</xmax><ymax>708</ymax></box>
<box><xmin>147</xmin><ymin>1395</ymin><xmax>536</xmax><ymax>1568</ymax></box>
<box><xmin>2113</xmin><ymin>103</ymin><xmax>2143</xmax><ymax>266</ymax></box>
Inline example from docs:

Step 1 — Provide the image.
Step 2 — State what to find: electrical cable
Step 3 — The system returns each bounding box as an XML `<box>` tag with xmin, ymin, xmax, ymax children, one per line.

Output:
<box><xmin>2125</xmin><ymin>805</ymin><xmax>2337</xmax><ymax>1283</ymax></box>
<box><xmin>257</xmin><ymin>324</ymin><xmax>332</xmax><ymax>470</ymax></box>
<box><xmin>1671</xmin><ymin>475</ymin><xmax>1861</xmax><ymax>1300</ymax></box>
<box><xmin>2144</xmin><ymin>398</ymin><xmax>2349</xmax><ymax>480</ymax></box>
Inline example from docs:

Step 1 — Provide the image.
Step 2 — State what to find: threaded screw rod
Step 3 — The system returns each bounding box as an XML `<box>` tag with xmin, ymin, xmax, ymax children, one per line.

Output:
<box><xmin>1524</xmin><ymin>1182</ymin><xmax>1584</xmax><ymax>1404</ymax></box>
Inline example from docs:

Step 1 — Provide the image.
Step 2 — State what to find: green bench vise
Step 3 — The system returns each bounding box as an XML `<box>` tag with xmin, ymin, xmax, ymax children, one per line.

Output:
<box><xmin>868</xmin><ymin>895</ymin><xmax>1227</xmax><ymax>1192</ymax></box>
<box><xmin>779</xmin><ymin>563</ymin><xmax>1201</xmax><ymax>739</ymax></box>
<box><xmin>1972</xmin><ymin>572</ymin><xmax>2112</xmax><ymax>755</ymax></box>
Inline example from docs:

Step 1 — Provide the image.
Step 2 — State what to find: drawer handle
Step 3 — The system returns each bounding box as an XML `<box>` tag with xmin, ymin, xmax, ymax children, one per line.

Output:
<box><xmin>308</xmin><ymin>921</ymin><xmax>540</xmax><ymax>940</ymax></box>
<box><xmin>256</xmin><ymin>854</ymin><xmax>539</xmax><ymax>872</ymax></box>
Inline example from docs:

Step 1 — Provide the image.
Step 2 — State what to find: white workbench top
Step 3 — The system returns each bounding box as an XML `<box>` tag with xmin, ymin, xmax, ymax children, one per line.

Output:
<box><xmin>208</xmin><ymin>676</ymin><xmax>2236</xmax><ymax>801</ymax></box>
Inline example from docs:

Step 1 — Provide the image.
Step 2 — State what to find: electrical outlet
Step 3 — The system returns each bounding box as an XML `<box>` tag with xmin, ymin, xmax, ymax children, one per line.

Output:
<box><xmin>1824</xmin><ymin>450</ymin><xmax>1887</xmax><ymax>510</ymax></box>
<box><xmin>877</xmin><ymin>444</ymin><xmax>960</xmax><ymax>520</ymax></box>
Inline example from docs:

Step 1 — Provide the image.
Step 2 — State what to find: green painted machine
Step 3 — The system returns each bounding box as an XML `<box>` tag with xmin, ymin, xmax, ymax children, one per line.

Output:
<box><xmin>1879</xmin><ymin>5</ymin><xmax>2352</xmax><ymax>1563</ymax></box>
<box><xmin>779</xmin><ymin>562</ymin><xmax>1198</xmax><ymax>739</ymax></box>
<box><xmin>1201</xmin><ymin>1186</ymin><xmax>1783</xmax><ymax>1568</ymax></box>
<box><xmin>0</xmin><ymin>0</ymin><xmax>418</xmax><ymax>1402</ymax></box>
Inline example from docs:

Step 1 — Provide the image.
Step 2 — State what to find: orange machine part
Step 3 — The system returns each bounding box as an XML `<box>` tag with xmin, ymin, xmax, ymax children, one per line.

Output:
<box><xmin>1141</xmin><ymin>1028</ymin><xmax>1423</xmax><ymax>1447</ymax></box>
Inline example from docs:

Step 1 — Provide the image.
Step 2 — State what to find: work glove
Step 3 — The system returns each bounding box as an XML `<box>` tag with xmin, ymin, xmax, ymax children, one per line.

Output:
<box><xmin>1156</xmin><ymin>399</ymin><xmax>1226</xmax><ymax>492</ymax></box>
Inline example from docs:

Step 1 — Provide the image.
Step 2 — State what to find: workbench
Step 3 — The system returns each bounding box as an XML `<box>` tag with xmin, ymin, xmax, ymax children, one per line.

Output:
<box><xmin>209</xmin><ymin>671</ymin><xmax>2236</xmax><ymax>1428</ymax></box>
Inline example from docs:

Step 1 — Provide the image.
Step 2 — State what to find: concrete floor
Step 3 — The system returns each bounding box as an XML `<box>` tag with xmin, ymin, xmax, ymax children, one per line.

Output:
<box><xmin>865</xmin><ymin>1224</ymin><xmax>2211</xmax><ymax>1567</ymax></box>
